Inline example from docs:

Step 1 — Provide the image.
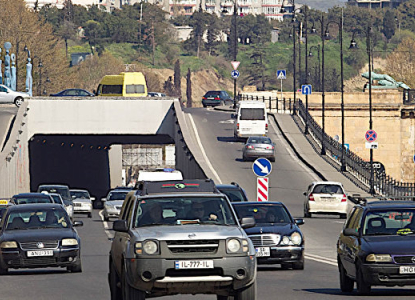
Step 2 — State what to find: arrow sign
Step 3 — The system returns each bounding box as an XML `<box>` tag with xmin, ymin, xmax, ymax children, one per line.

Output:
<box><xmin>252</xmin><ymin>158</ymin><xmax>272</xmax><ymax>177</ymax></box>
<box><xmin>231</xmin><ymin>70</ymin><xmax>240</xmax><ymax>79</ymax></box>
<box><xmin>301</xmin><ymin>85</ymin><xmax>312</xmax><ymax>95</ymax></box>
<box><xmin>231</xmin><ymin>61</ymin><xmax>240</xmax><ymax>70</ymax></box>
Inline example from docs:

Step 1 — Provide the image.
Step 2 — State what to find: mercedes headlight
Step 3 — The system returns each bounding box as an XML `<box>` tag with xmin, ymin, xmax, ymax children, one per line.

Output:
<box><xmin>62</xmin><ymin>238</ymin><xmax>79</xmax><ymax>246</ymax></box>
<box><xmin>281</xmin><ymin>236</ymin><xmax>290</xmax><ymax>245</ymax></box>
<box><xmin>366</xmin><ymin>254</ymin><xmax>392</xmax><ymax>263</ymax></box>
<box><xmin>227</xmin><ymin>239</ymin><xmax>241</xmax><ymax>253</ymax></box>
<box><xmin>0</xmin><ymin>241</ymin><xmax>17</xmax><ymax>248</ymax></box>
<box><xmin>291</xmin><ymin>232</ymin><xmax>302</xmax><ymax>245</ymax></box>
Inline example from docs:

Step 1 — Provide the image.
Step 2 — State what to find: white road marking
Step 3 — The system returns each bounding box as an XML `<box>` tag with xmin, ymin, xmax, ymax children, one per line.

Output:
<box><xmin>188</xmin><ymin>114</ymin><xmax>222</xmax><ymax>184</ymax></box>
<box><xmin>99</xmin><ymin>210</ymin><xmax>113</xmax><ymax>239</ymax></box>
<box><xmin>305</xmin><ymin>253</ymin><xmax>338</xmax><ymax>266</ymax></box>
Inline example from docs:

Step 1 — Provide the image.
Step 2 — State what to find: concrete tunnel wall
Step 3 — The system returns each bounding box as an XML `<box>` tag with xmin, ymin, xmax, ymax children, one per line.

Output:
<box><xmin>0</xmin><ymin>98</ymin><xmax>210</xmax><ymax>198</ymax></box>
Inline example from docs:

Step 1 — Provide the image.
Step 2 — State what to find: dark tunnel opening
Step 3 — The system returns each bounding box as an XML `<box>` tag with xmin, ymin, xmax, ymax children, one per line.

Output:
<box><xmin>29</xmin><ymin>134</ymin><xmax>174</xmax><ymax>200</ymax></box>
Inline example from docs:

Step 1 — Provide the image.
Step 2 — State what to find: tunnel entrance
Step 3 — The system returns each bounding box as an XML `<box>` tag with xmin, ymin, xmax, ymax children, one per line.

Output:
<box><xmin>29</xmin><ymin>134</ymin><xmax>174</xmax><ymax>200</ymax></box>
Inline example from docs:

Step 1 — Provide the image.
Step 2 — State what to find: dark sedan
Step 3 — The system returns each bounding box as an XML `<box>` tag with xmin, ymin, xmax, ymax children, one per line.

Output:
<box><xmin>217</xmin><ymin>182</ymin><xmax>249</xmax><ymax>202</ymax></box>
<box><xmin>0</xmin><ymin>203</ymin><xmax>83</xmax><ymax>274</ymax></box>
<box><xmin>11</xmin><ymin>193</ymin><xmax>54</xmax><ymax>205</ymax></box>
<box><xmin>338</xmin><ymin>200</ymin><xmax>415</xmax><ymax>295</ymax></box>
<box><xmin>50</xmin><ymin>89</ymin><xmax>94</xmax><ymax>97</ymax></box>
<box><xmin>232</xmin><ymin>202</ymin><xmax>305</xmax><ymax>269</ymax></box>
<box><xmin>202</xmin><ymin>90</ymin><xmax>233</xmax><ymax>107</ymax></box>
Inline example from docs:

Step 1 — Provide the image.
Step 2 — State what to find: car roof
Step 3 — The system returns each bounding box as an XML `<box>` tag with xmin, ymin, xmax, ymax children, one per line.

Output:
<box><xmin>6</xmin><ymin>203</ymin><xmax>64</xmax><ymax>211</ymax></box>
<box><xmin>364</xmin><ymin>200</ymin><xmax>415</xmax><ymax>209</ymax></box>
<box><xmin>38</xmin><ymin>184</ymin><xmax>69</xmax><ymax>188</ymax></box>
<box><xmin>138</xmin><ymin>179</ymin><xmax>219</xmax><ymax>196</ymax></box>
<box><xmin>70</xmin><ymin>189</ymin><xmax>89</xmax><ymax>192</ymax></box>
<box><xmin>13</xmin><ymin>193</ymin><xmax>51</xmax><ymax>198</ymax></box>
<box><xmin>232</xmin><ymin>201</ymin><xmax>284</xmax><ymax>206</ymax></box>
<box><xmin>216</xmin><ymin>184</ymin><xmax>241</xmax><ymax>190</ymax></box>
<box><xmin>311</xmin><ymin>181</ymin><xmax>343</xmax><ymax>185</ymax></box>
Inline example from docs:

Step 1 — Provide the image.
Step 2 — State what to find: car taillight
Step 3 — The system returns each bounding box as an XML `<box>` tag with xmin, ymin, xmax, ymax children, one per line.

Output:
<box><xmin>341</xmin><ymin>194</ymin><xmax>347</xmax><ymax>202</ymax></box>
<box><xmin>265</xmin><ymin>123</ymin><xmax>268</xmax><ymax>131</ymax></box>
<box><xmin>237</xmin><ymin>123</ymin><xmax>239</xmax><ymax>130</ymax></box>
<box><xmin>215</xmin><ymin>97</ymin><xmax>220</xmax><ymax>100</ymax></box>
<box><xmin>309</xmin><ymin>194</ymin><xmax>315</xmax><ymax>201</ymax></box>
<box><xmin>266</xmin><ymin>146</ymin><xmax>274</xmax><ymax>150</ymax></box>
<box><xmin>202</xmin><ymin>97</ymin><xmax>206</xmax><ymax>100</ymax></box>
<box><xmin>246</xmin><ymin>145</ymin><xmax>254</xmax><ymax>149</ymax></box>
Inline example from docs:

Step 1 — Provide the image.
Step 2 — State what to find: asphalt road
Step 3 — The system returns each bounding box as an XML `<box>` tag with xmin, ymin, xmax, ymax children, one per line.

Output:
<box><xmin>2</xmin><ymin>107</ymin><xmax>415</xmax><ymax>299</ymax></box>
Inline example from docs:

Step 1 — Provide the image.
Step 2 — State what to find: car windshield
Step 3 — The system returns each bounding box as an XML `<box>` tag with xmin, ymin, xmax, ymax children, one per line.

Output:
<box><xmin>134</xmin><ymin>197</ymin><xmax>237</xmax><ymax>227</ymax></box>
<box><xmin>5</xmin><ymin>208</ymin><xmax>70</xmax><ymax>230</ymax></box>
<box><xmin>50</xmin><ymin>195</ymin><xmax>63</xmax><ymax>205</ymax></box>
<box><xmin>233</xmin><ymin>204</ymin><xmax>291</xmax><ymax>225</ymax></box>
<box><xmin>219</xmin><ymin>189</ymin><xmax>245</xmax><ymax>202</ymax></box>
<box><xmin>247</xmin><ymin>137</ymin><xmax>272</xmax><ymax>144</ymax></box>
<box><xmin>313</xmin><ymin>184</ymin><xmax>343</xmax><ymax>194</ymax></box>
<box><xmin>363</xmin><ymin>209</ymin><xmax>415</xmax><ymax>236</ymax></box>
<box><xmin>108</xmin><ymin>191</ymin><xmax>128</xmax><ymax>201</ymax></box>
<box><xmin>70</xmin><ymin>191</ymin><xmax>90</xmax><ymax>199</ymax></box>
<box><xmin>14</xmin><ymin>197</ymin><xmax>52</xmax><ymax>205</ymax></box>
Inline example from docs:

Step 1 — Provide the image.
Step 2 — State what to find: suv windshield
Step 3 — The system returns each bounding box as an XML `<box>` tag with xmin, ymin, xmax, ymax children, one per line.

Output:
<box><xmin>134</xmin><ymin>197</ymin><xmax>237</xmax><ymax>227</ymax></box>
<box><xmin>363</xmin><ymin>209</ymin><xmax>415</xmax><ymax>236</ymax></box>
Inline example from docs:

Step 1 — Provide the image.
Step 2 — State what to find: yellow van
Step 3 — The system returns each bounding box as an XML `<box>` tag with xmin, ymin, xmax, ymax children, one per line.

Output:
<box><xmin>96</xmin><ymin>72</ymin><xmax>148</xmax><ymax>97</ymax></box>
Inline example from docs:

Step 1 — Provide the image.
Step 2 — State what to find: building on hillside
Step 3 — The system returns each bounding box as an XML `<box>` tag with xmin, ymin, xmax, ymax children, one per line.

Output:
<box><xmin>347</xmin><ymin>0</ymin><xmax>407</xmax><ymax>9</ymax></box>
<box><xmin>24</xmin><ymin>0</ymin><xmax>121</xmax><ymax>12</ymax></box>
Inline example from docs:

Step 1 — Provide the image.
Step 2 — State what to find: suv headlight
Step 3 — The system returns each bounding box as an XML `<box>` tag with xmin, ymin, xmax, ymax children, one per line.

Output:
<box><xmin>366</xmin><ymin>254</ymin><xmax>392</xmax><ymax>263</ymax></box>
<box><xmin>1</xmin><ymin>241</ymin><xmax>18</xmax><ymax>248</ymax></box>
<box><xmin>62</xmin><ymin>238</ymin><xmax>78</xmax><ymax>246</ymax></box>
<box><xmin>135</xmin><ymin>240</ymin><xmax>159</xmax><ymax>255</ymax></box>
<box><xmin>226</xmin><ymin>238</ymin><xmax>249</xmax><ymax>254</ymax></box>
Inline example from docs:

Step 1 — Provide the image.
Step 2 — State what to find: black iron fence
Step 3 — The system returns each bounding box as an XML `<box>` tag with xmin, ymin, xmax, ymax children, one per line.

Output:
<box><xmin>239</xmin><ymin>93</ymin><xmax>415</xmax><ymax>197</ymax></box>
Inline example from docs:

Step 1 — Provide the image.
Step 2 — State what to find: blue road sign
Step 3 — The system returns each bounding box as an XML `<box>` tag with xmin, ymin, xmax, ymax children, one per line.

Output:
<box><xmin>365</xmin><ymin>130</ymin><xmax>377</xmax><ymax>142</ymax></box>
<box><xmin>301</xmin><ymin>85</ymin><xmax>312</xmax><ymax>95</ymax></box>
<box><xmin>277</xmin><ymin>70</ymin><xmax>286</xmax><ymax>80</ymax></box>
<box><xmin>344</xmin><ymin>143</ymin><xmax>349</xmax><ymax>152</ymax></box>
<box><xmin>231</xmin><ymin>70</ymin><xmax>240</xmax><ymax>79</ymax></box>
<box><xmin>413</xmin><ymin>155</ymin><xmax>415</xmax><ymax>163</ymax></box>
<box><xmin>252</xmin><ymin>158</ymin><xmax>272</xmax><ymax>177</ymax></box>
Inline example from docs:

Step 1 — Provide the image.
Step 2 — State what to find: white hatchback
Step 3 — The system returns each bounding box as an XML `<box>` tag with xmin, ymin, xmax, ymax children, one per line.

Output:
<box><xmin>0</xmin><ymin>84</ymin><xmax>28</xmax><ymax>107</ymax></box>
<box><xmin>303</xmin><ymin>181</ymin><xmax>348</xmax><ymax>219</ymax></box>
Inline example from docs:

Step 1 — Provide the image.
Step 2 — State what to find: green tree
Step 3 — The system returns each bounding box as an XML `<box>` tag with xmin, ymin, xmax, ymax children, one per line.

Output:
<box><xmin>205</xmin><ymin>14</ymin><xmax>220</xmax><ymax>56</ymax></box>
<box><xmin>186</xmin><ymin>68</ymin><xmax>192</xmax><ymax>108</ymax></box>
<box><xmin>382</xmin><ymin>10</ymin><xmax>396</xmax><ymax>41</ymax></box>
<box><xmin>174</xmin><ymin>59</ymin><xmax>181</xmax><ymax>98</ymax></box>
<box><xmin>188</xmin><ymin>9</ymin><xmax>210</xmax><ymax>57</ymax></box>
<box><xmin>83</xmin><ymin>20</ymin><xmax>104</xmax><ymax>54</ymax></box>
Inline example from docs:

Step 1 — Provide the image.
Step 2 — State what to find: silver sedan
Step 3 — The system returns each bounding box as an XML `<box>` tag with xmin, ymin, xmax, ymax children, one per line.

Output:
<box><xmin>242</xmin><ymin>136</ymin><xmax>275</xmax><ymax>162</ymax></box>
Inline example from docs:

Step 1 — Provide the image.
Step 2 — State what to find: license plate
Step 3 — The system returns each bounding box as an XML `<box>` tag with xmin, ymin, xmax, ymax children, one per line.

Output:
<box><xmin>255</xmin><ymin>247</ymin><xmax>270</xmax><ymax>257</ymax></box>
<box><xmin>175</xmin><ymin>260</ymin><xmax>214</xmax><ymax>269</ymax></box>
<box><xmin>400</xmin><ymin>266</ymin><xmax>415</xmax><ymax>274</ymax></box>
<box><xmin>27</xmin><ymin>250</ymin><xmax>53</xmax><ymax>257</ymax></box>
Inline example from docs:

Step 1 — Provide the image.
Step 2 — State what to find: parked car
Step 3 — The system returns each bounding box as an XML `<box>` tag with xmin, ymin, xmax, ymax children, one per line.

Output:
<box><xmin>337</xmin><ymin>200</ymin><xmax>415</xmax><ymax>295</ymax></box>
<box><xmin>108</xmin><ymin>179</ymin><xmax>257</xmax><ymax>299</ymax></box>
<box><xmin>303</xmin><ymin>181</ymin><xmax>348</xmax><ymax>219</ymax></box>
<box><xmin>242</xmin><ymin>136</ymin><xmax>275</xmax><ymax>162</ymax></box>
<box><xmin>216</xmin><ymin>182</ymin><xmax>249</xmax><ymax>202</ymax></box>
<box><xmin>232</xmin><ymin>201</ymin><xmax>305</xmax><ymax>269</ymax></box>
<box><xmin>10</xmin><ymin>193</ymin><xmax>54</xmax><ymax>205</ymax></box>
<box><xmin>147</xmin><ymin>92</ymin><xmax>166</xmax><ymax>97</ymax></box>
<box><xmin>50</xmin><ymin>88</ymin><xmax>95</xmax><ymax>97</ymax></box>
<box><xmin>0</xmin><ymin>84</ymin><xmax>28</xmax><ymax>107</ymax></box>
<box><xmin>70</xmin><ymin>189</ymin><xmax>93</xmax><ymax>218</ymax></box>
<box><xmin>202</xmin><ymin>90</ymin><xmax>233</xmax><ymax>107</ymax></box>
<box><xmin>0</xmin><ymin>203</ymin><xmax>83</xmax><ymax>274</ymax></box>
<box><xmin>102</xmin><ymin>189</ymin><xmax>130</xmax><ymax>221</ymax></box>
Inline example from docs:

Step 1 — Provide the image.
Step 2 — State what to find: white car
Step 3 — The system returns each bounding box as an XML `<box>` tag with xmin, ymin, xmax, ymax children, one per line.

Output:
<box><xmin>0</xmin><ymin>84</ymin><xmax>28</xmax><ymax>107</ymax></box>
<box><xmin>42</xmin><ymin>192</ymin><xmax>73</xmax><ymax>221</ymax></box>
<box><xmin>70</xmin><ymin>189</ymin><xmax>93</xmax><ymax>218</ymax></box>
<box><xmin>303</xmin><ymin>181</ymin><xmax>348</xmax><ymax>219</ymax></box>
<box><xmin>102</xmin><ymin>189</ymin><xmax>129</xmax><ymax>221</ymax></box>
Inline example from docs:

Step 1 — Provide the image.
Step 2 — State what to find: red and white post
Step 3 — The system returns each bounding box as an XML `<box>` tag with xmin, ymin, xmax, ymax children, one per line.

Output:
<box><xmin>257</xmin><ymin>177</ymin><xmax>269</xmax><ymax>202</ymax></box>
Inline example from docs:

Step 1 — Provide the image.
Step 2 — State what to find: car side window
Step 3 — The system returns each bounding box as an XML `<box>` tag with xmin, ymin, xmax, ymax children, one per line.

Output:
<box><xmin>345</xmin><ymin>208</ymin><xmax>363</xmax><ymax>231</ymax></box>
<box><xmin>0</xmin><ymin>86</ymin><xmax>7</xmax><ymax>92</ymax></box>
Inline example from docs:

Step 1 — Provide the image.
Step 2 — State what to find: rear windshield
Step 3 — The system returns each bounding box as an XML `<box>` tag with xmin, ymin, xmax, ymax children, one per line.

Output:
<box><xmin>247</xmin><ymin>137</ymin><xmax>272</xmax><ymax>144</ymax></box>
<box><xmin>126</xmin><ymin>84</ymin><xmax>145</xmax><ymax>94</ymax></box>
<box><xmin>38</xmin><ymin>186</ymin><xmax>71</xmax><ymax>201</ymax></box>
<box><xmin>219</xmin><ymin>189</ymin><xmax>246</xmax><ymax>202</ymax></box>
<box><xmin>13</xmin><ymin>197</ymin><xmax>52</xmax><ymax>205</ymax></box>
<box><xmin>102</xmin><ymin>85</ymin><xmax>122</xmax><ymax>95</ymax></box>
<box><xmin>205</xmin><ymin>91</ymin><xmax>220</xmax><ymax>97</ymax></box>
<box><xmin>240</xmin><ymin>108</ymin><xmax>265</xmax><ymax>120</ymax></box>
<box><xmin>312</xmin><ymin>184</ymin><xmax>343</xmax><ymax>194</ymax></box>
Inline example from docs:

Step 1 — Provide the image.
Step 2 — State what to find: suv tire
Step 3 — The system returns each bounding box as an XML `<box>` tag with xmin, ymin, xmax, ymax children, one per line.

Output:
<box><xmin>293</xmin><ymin>260</ymin><xmax>304</xmax><ymax>270</ymax></box>
<box><xmin>109</xmin><ymin>261</ymin><xmax>122</xmax><ymax>300</ymax></box>
<box><xmin>234</xmin><ymin>281</ymin><xmax>256</xmax><ymax>300</ymax></box>
<box><xmin>122</xmin><ymin>268</ymin><xmax>146</xmax><ymax>300</ymax></box>
<box><xmin>67</xmin><ymin>257</ymin><xmax>82</xmax><ymax>273</ymax></box>
<box><xmin>356</xmin><ymin>264</ymin><xmax>371</xmax><ymax>295</ymax></box>
<box><xmin>339</xmin><ymin>261</ymin><xmax>354</xmax><ymax>293</ymax></box>
<box><xmin>0</xmin><ymin>265</ymin><xmax>8</xmax><ymax>275</ymax></box>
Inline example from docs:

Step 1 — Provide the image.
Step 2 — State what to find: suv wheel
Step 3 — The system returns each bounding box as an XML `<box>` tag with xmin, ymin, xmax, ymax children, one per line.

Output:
<box><xmin>122</xmin><ymin>268</ymin><xmax>146</xmax><ymax>300</ymax></box>
<box><xmin>67</xmin><ymin>256</ymin><xmax>82</xmax><ymax>273</ymax></box>
<box><xmin>356</xmin><ymin>264</ymin><xmax>371</xmax><ymax>295</ymax></box>
<box><xmin>109</xmin><ymin>261</ymin><xmax>122</xmax><ymax>300</ymax></box>
<box><xmin>339</xmin><ymin>261</ymin><xmax>354</xmax><ymax>293</ymax></box>
<box><xmin>0</xmin><ymin>265</ymin><xmax>8</xmax><ymax>275</ymax></box>
<box><xmin>304</xmin><ymin>207</ymin><xmax>311</xmax><ymax>218</ymax></box>
<box><xmin>234</xmin><ymin>280</ymin><xmax>256</xmax><ymax>300</ymax></box>
<box><xmin>292</xmin><ymin>260</ymin><xmax>304</xmax><ymax>270</ymax></box>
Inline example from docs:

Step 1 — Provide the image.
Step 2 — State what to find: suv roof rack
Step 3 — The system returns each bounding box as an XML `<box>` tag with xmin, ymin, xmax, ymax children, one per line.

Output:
<box><xmin>138</xmin><ymin>179</ymin><xmax>219</xmax><ymax>196</ymax></box>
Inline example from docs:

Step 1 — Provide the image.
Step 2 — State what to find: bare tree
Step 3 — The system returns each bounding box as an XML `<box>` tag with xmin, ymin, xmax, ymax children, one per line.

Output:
<box><xmin>186</xmin><ymin>68</ymin><xmax>192</xmax><ymax>108</ymax></box>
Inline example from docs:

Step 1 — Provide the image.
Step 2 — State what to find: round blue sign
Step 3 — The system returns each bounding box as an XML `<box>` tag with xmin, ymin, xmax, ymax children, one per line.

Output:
<box><xmin>231</xmin><ymin>70</ymin><xmax>240</xmax><ymax>79</ymax></box>
<box><xmin>252</xmin><ymin>158</ymin><xmax>272</xmax><ymax>177</ymax></box>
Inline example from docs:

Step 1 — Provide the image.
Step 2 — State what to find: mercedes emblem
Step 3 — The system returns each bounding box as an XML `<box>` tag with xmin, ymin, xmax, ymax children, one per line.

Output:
<box><xmin>37</xmin><ymin>242</ymin><xmax>44</xmax><ymax>249</ymax></box>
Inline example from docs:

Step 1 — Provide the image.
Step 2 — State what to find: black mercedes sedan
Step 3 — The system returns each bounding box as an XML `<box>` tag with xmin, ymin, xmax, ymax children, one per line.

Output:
<box><xmin>338</xmin><ymin>200</ymin><xmax>415</xmax><ymax>295</ymax></box>
<box><xmin>232</xmin><ymin>202</ymin><xmax>305</xmax><ymax>269</ymax></box>
<box><xmin>0</xmin><ymin>203</ymin><xmax>83</xmax><ymax>274</ymax></box>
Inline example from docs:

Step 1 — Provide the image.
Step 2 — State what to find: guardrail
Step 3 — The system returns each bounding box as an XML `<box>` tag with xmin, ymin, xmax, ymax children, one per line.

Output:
<box><xmin>240</xmin><ymin>93</ymin><xmax>415</xmax><ymax>198</ymax></box>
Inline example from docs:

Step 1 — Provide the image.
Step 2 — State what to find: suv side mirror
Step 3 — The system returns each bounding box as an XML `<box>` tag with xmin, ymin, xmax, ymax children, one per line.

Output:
<box><xmin>101</xmin><ymin>198</ymin><xmax>107</xmax><ymax>202</ymax></box>
<box><xmin>294</xmin><ymin>218</ymin><xmax>304</xmax><ymax>226</ymax></box>
<box><xmin>343</xmin><ymin>228</ymin><xmax>359</xmax><ymax>237</ymax></box>
<box><xmin>73</xmin><ymin>220</ymin><xmax>83</xmax><ymax>227</ymax></box>
<box><xmin>240</xmin><ymin>217</ymin><xmax>255</xmax><ymax>229</ymax></box>
<box><xmin>303</xmin><ymin>192</ymin><xmax>307</xmax><ymax>196</ymax></box>
<box><xmin>113</xmin><ymin>220</ymin><xmax>128</xmax><ymax>232</ymax></box>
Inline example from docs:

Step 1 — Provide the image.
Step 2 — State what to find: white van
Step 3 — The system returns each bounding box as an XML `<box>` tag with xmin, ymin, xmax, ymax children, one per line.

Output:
<box><xmin>137</xmin><ymin>168</ymin><xmax>183</xmax><ymax>182</ymax></box>
<box><xmin>234</xmin><ymin>101</ymin><xmax>268</xmax><ymax>139</ymax></box>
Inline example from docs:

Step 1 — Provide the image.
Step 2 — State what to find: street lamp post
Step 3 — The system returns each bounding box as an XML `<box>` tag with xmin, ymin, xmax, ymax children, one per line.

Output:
<box><xmin>350</xmin><ymin>25</ymin><xmax>375</xmax><ymax>195</ymax></box>
<box><xmin>232</xmin><ymin>0</ymin><xmax>238</xmax><ymax>109</ymax></box>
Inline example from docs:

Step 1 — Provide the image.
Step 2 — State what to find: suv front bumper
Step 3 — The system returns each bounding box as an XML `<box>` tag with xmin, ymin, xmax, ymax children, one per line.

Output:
<box><xmin>361</xmin><ymin>263</ymin><xmax>415</xmax><ymax>286</ymax></box>
<box><xmin>125</xmin><ymin>255</ymin><xmax>256</xmax><ymax>296</ymax></box>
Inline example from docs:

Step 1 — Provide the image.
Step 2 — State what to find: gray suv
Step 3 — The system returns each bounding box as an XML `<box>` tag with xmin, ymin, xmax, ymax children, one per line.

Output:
<box><xmin>108</xmin><ymin>179</ymin><xmax>257</xmax><ymax>300</ymax></box>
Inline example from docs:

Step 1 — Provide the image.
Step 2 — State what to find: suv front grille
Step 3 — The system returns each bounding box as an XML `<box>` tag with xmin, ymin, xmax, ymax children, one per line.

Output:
<box><xmin>20</xmin><ymin>241</ymin><xmax>59</xmax><ymax>250</ymax></box>
<box><xmin>166</xmin><ymin>240</ymin><xmax>219</xmax><ymax>254</ymax></box>
<box><xmin>249</xmin><ymin>234</ymin><xmax>280</xmax><ymax>247</ymax></box>
<box><xmin>393</xmin><ymin>255</ymin><xmax>415</xmax><ymax>264</ymax></box>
